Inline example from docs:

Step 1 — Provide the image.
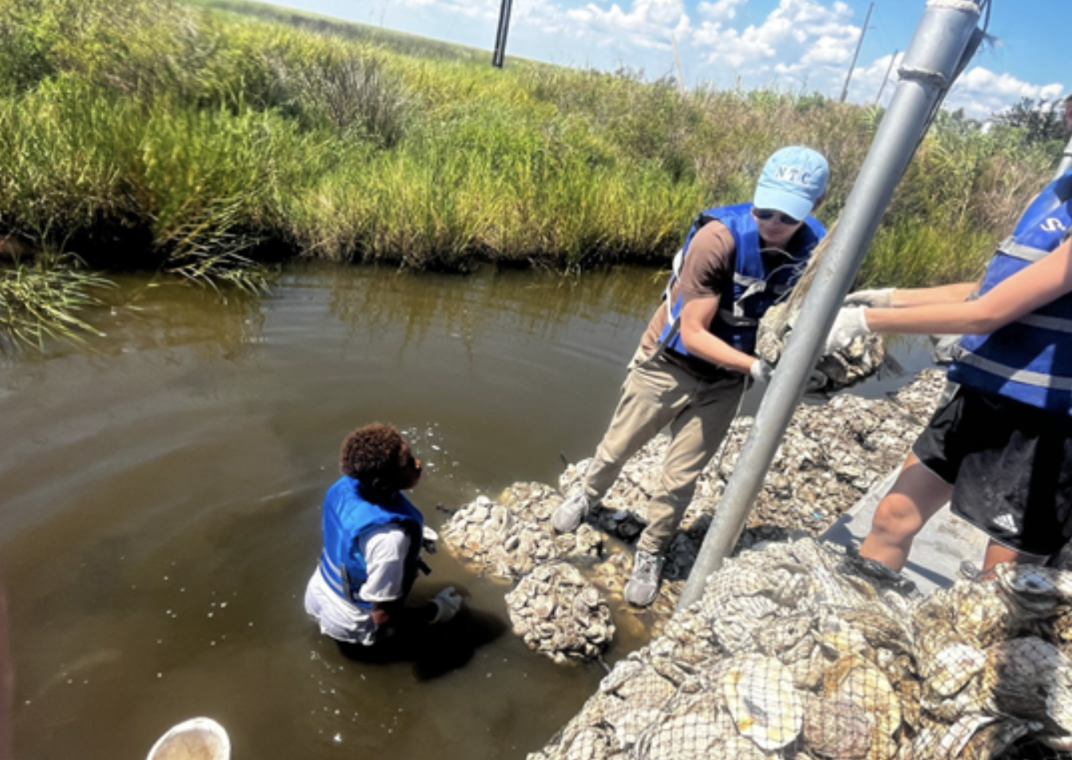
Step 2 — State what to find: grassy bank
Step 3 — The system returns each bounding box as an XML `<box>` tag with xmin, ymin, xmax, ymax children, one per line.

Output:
<box><xmin>0</xmin><ymin>0</ymin><xmax>1061</xmax><ymax>314</ymax></box>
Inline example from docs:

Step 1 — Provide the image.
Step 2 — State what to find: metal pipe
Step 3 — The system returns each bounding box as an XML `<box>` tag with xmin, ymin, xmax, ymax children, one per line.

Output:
<box><xmin>1057</xmin><ymin>135</ymin><xmax>1072</xmax><ymax>178</ymax></box>
<box><xmin>676</xmin><ymin>0</ymin><xmax>983</xmax><ymax>612</ymax></box>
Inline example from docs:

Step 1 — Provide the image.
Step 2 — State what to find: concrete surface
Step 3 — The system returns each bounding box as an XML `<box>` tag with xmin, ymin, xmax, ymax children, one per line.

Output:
<box><xmin>821</xmin><ymin>469</ymin><xmax>992</xmax><ymax>596</ymax></box>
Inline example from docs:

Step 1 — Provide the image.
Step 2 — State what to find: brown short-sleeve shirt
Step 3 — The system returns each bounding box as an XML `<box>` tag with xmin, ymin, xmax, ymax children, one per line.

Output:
<box><xmin>639</xmin><ymin>221</ymin><xmax>737</xmax><ymax>376</ymax></box>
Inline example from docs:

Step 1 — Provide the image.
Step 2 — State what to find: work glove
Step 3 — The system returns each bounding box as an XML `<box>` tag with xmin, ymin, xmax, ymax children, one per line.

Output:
<box><xmin>748</xmin><ymin>358</ymin><xmax>774</xmax><ymax>389</ymax></box>
<box><xmin>824</xmin><ymin>308</ymin><xmax>871</xmax><ymax>355</ymax></box>
<box><xmin>421</xmin><ymin>526</ymin><xmax>439</xmax><ymax>555</ymax></box>
<box><xmin>843</xmin><ymin>288</ymin><xmax>894</xmax><ymax>309</ymax></box>
<box><xmin>430</xmin><ymin>586</ymin><xmax>463</xmax><ymax>624</ymax></box>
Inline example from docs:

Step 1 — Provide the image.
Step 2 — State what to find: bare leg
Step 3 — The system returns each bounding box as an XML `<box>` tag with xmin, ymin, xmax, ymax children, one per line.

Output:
<box><xmin>859</xmin><ymin>454</ymin><xmax>953</xmax><ymax>572</ymax></box>
<box><xmin>981</xmin><ymin>540</ymin><xmax>1047</xmax><ymax>574</ymax></box>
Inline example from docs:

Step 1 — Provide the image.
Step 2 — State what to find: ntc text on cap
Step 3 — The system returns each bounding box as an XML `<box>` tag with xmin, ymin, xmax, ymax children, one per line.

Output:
<box><xmin>753</xmin><ymin>146</ymin><xmax>829</xmax><ymax>222</ymax></box>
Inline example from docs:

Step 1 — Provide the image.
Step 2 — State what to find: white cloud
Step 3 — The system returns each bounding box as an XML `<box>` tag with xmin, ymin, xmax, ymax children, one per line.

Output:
<box><xmin>689</xmin><ymin>0</ymin><xmax>859</xmax><ymax>88</ymax></box>
<box><xmin>361</xmin><ymin>0</ymin><xmax>1063</xmax><ymax>118</ymax></box>
<box><xmin>943</xmin><ymin>66</ymin><xmax>1065</xmax><ymax>120</ymax></box>
<box><xmin>391</xmin><ymin>0</ymin><xmax>498</xmax><ymax>19</ymax></box>
<box><xmin>564</xmin><ymin>0</ymin><xmax>689</xmax><ymax>51</ymax></box>
<box><xmin>697</xmin><ymin>0</ymin><xmax>746</xmax><ymax>22</ymax></box>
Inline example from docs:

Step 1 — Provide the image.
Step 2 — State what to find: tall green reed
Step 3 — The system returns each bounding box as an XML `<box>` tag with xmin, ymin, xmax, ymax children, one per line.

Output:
<box><xmin>0</xmin><ymin>0</ymin><xmax>1062</xmax><ymax>296</ymax></box>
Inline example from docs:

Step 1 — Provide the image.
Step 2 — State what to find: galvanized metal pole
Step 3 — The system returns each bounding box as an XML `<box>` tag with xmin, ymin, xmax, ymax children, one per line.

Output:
<box><xmin>1057</xmin><ymin>135</ymin><xmax>1072</xmax><ymax>178</ymax></box>
<box><xmin>492</xmin><ymin>0</ymin><xmax>514</xmax><ymax>69</ymax></box>
<box><xmin>676</xmin><ymin>0</ymin><xmax>983</xmax><ymax>612</ymax></box>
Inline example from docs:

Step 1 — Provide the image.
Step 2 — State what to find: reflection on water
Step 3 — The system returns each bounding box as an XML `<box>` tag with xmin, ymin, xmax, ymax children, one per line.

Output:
<box><xmin>0</xmin><ymin>262</ymin><xmax>935</xmax><ymax>760</ymax></box>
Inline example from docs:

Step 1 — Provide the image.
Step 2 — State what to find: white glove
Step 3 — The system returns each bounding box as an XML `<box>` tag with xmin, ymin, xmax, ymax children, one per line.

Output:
<box><xmin>748</xmin><ymin>359</ymin><xmax>773</xmax><ymax>388</ymax></box>
<box><xmin>824</xmin><ymin>308</ymin><xmax>871</xmax><ymax>355</ymax></box>
<box><xmin>843</xmin><ymin>288</ymin><xmax>893</xmax><ymax>309</ymax></box>
<box><xmin>430</xmin><ymin>586</ymin><xmax>463</xmax><ymax>624</ymax></box>
<box><xmin>421</xmin><ymin>526</ymin><xmax>438</xmax><ymax>555</ymax></box>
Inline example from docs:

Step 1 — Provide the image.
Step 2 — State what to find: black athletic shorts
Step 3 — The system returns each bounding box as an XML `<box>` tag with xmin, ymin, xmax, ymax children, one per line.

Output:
<box><xmin>912</xmin><ymin>385</ymin><xmax>1072</xmax><ymax>557</ymax></box>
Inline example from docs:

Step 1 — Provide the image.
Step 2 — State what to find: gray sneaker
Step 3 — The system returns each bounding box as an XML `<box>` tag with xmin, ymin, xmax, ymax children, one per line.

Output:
<box><xmin>551</xmin><ymin>489</ymin><xmax>596</xmax><ymax>534</ymax></box>
<box><xmin>624</xmin><ymin>550</ymin><xmax>665</xmax><ymax>607</ymax></box>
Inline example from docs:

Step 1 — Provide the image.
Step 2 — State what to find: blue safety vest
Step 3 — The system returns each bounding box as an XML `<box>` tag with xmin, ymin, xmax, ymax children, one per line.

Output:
<box><xmin>317</xmin><ymin>476</ymin><xmax>424</xmax><ymax>609</ymax></box>
<box><xmin>656</xmin><ymin>203</ymin><xmax>826</xmax><ymax>358</ymax></box>
<box><xmin>949</xmin><ymin>170</ymin><xmax>1072</xmax><ymax>414</ymax></box>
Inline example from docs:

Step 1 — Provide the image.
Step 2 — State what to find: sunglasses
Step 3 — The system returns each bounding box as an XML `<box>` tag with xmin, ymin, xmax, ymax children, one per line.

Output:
<box><xmin>753</xmin><ymin>208</ymin><xmax>801</xmax><ymax>225</ymax></box>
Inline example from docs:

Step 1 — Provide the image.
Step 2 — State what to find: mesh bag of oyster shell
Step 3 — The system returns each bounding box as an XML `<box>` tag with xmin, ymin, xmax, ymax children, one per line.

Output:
<box><xmin>531</xmin><ymin>539</ymin><xmax>1072</xmax><ymax>760</ymax></box>
<box><xmin>442</xmin><ymin>496</ymin><xmax>560</xmax><ymax>580</ymax></box>
<box><xmin>497</xmin><ymin>481</ymin><xmax>606</xmax><ymax>560</ymax></box>
<box><xmin>504</xmin><ymin>562</ymin><xmax>615</xmax><ymax>664</ymax></box>
<box><xmin>756</xmin><ymin>299</ymin><xmax>885</xmax><ymax>393</ymax></box>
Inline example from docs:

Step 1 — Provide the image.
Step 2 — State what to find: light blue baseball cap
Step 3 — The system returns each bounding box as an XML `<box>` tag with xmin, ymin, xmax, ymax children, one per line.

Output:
<box><xmin>753</xmin><ymin>146</ymin><xmax>829</xmax><ymax>222</ymax></box>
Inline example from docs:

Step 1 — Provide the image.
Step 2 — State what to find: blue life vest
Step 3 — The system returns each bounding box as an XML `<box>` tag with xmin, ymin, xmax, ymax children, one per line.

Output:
<box><xmin>317</xmin><ymin>476</ymin><xmax>424</xmax><ymax>609</ymax></box>
<box><xmin>656</xmin><ymin>203</ymin><xmax>826</xmax><ymax>359</ymax></box>
<box><xmin>948</xmin><ymin>170</ymin><xmax>1072</xmax><ymax>414</ymax></box>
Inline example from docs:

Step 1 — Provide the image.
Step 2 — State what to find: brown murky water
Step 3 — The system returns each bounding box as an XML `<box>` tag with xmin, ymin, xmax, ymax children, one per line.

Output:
<box><xmin>0</xmin><ymin>262</ymin><xmax>933</xmax><ymax>759</ymax></box>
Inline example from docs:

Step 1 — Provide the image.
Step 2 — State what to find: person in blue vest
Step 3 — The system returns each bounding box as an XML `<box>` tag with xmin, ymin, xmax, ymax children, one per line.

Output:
<box><xmin>825</xmin><ymin>168</ymin><xmax>1072</xmax><ymax>575</ymax></box>
<box><xmin>304</xmin><ymin>422</ymin><xmax>462</xmax><ymax>645</ymax></box>
<box><xmin>552</xmin><ymin>146</ymin><xmax>830</xmax><ymax>607</ymax></box>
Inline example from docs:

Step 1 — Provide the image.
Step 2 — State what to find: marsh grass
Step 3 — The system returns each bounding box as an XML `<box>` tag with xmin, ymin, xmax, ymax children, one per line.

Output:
<box><xmin>0</xmin><ymin>0</ymin><xmax>1061</xmax><ymax>306</ymax></box>
<box><xmin>0</xmin><ymin>254</ymin><xmax>111</xmax><ymax>350</ymax></box>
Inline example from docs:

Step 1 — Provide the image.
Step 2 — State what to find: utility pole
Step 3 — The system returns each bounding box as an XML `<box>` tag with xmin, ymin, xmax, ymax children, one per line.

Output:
<box><xmin>874</xmin><ymin>50</ymin><xmax>898</xmax><ymax>106</ymax></box>
<box><xmin>492</xmin><ymin>0</ymin><xmax>514</xmax><ymax>69</ymax></box>
<box><xmin>671</xmin><ymin>34</ymin><xmax>686</xmax><ymax>95</ymax></box>
<box><xmin>839</xmin><ymin>1</ymin><xmax>874</xmax><ymax>103</ymax></box>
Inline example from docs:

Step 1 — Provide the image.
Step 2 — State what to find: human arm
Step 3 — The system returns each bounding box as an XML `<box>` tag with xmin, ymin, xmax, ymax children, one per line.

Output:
<box><xmin>835</xmin><ymin>239</ymin><xmax>1072</xmax><ymax>342</ymax></box>
<box><xmin>674</xmin><ymin>222</ymin><xmax>760</xmax><ymax>375</ymax></box>
<box><xmin>360</xmin><ymin>528</ymin><xmax>425</xmax><ymax>627</ymax></box>
<box><xmin>844</xmin><ymin>281</ymin><xmax>979</xmax><ymax>309</ymax></box>
<box><xmin>361</xmin><ymin>528</ymin><xmax>460</xmax><ymax>628</ymax></box>
<box><xmin>678</xmin><ymin>296</ymin><xmax>758</xmax><ymax>374</ymax></box>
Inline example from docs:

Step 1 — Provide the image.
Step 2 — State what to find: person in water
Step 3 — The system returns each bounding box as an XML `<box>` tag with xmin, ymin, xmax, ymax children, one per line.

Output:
<box><xmin>553</xmin><ymin>146</ymin><xmax>830</xmax><ymax>606</ymax></box>
<box><xmin>825</xmin><ymin>166</ymin><xmax>1072</xmax><ymax>576</ymax></box>
<box><xmin>304</xmin><ymin>422</ymin><xmax>462</xmax><ymax>645</ymax></box>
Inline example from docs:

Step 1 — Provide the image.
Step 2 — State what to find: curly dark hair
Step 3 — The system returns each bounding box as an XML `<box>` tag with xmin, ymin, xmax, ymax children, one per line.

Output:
<box><xmin>339</xmin><ymin>422</ymin><xmax>409</xmax><ymax>489</ymax></box>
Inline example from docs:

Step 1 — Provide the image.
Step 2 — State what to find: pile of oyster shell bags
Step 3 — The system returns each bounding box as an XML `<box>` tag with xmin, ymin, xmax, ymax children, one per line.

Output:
<box><xmin>443</xmin><ymin>492</ymin><xmax>616</xmax><ymax>664</ymax></box>
<box><xmin>530</xmin><ymin>537</ymin><xmax>1072</xmax><ymax>760</ymax></box>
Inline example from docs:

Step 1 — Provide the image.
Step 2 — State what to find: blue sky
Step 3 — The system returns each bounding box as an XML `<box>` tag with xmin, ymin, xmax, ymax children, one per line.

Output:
<box><xmin>268</xmin><ymin>0</ymin><xmax>1067</xmax><ymax>120</ymax></box>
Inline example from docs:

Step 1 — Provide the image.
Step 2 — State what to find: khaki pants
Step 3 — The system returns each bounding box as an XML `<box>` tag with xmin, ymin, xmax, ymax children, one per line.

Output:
<box><xmin>581</xmin><ymin>352</ymin><xmax>745</xmax><ymax>554</ymax></box>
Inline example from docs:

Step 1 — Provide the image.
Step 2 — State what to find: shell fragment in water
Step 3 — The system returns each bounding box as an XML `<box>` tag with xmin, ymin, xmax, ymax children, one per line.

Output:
<box><xmin>146</xmin><ymin>718</ymin><xmax>230</xmax><ymax>760</ymax></box>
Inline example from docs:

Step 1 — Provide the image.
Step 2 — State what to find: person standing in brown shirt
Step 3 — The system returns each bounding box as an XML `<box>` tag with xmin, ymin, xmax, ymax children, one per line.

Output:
<box><xmin>553</xmin><ymin>146</ymin><xmax>829</xmax><ymax>606</ymax></box>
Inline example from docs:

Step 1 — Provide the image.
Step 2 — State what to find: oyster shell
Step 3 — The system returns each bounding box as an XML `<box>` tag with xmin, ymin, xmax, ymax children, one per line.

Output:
<box><xmin>721</xmin><ymin>654</ymin><xmax>804</xmax><ymax>751</ymax></box>
<box><xmin>443</xmin><ymin>496</ymin><xmax>560</xmax><ymax>580</ymax></box>
<box><xmin>822</xmin><ymin>655</ymin><xmax>902</xmax><ymax>738</ymax></box>
<box><xmin>983</xmin><ymin>636</ymin><xmax>1072</xmax><ymax>721</ymax></box>
<box><xmin>505</xmin><ymin>562</ymin><xmax>614</xmax><ymax>662</ymax></box>
<box><xmin>802</xmin><ymin>694</ymin><xmax>872</xmax><ymax>760</ymax></box>
<box><xmin>630</xmin><ymin>692</ymin><xmax>734</xmax><ymax>759</ymax></box>
<box><xmin>923</xmin><ymin>643</ymin><xmax>987</xmax><ymax>698</ymax></box>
